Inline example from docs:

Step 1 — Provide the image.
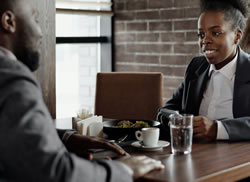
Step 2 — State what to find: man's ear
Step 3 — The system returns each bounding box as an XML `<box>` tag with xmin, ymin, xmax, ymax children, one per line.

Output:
<box><xmin>235</xmin><ymin>28</ymin><xmax>243</xmax><ymax>44</ymax></box>
<box><xmin>1</xmin><ymin>10</ymin><xmax>16</xmax><ymax>33</ymax></box>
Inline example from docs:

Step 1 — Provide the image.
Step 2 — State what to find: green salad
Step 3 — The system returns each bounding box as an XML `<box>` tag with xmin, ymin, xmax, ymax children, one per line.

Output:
<box><xmin>112</xmin><ymin>120</ymin><xmax>150</xmax><ymax>128</ymax></box>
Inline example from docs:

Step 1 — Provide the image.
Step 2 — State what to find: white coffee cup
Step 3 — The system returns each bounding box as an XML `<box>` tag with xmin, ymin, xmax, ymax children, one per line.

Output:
<box><xmin>135</xmin><ymin>128</ymin><xmax>159</xmax><ymax>147</ymax></box>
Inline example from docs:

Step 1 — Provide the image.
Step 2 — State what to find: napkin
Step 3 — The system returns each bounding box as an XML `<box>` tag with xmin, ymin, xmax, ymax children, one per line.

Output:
<box><xmin>72</xmin><ymin>116</ymin><xmax>103</xmax><ymax>137</ymax></box>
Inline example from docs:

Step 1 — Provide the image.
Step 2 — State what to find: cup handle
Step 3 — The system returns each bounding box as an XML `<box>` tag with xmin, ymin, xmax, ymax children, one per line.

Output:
<box><xmin>135</xmin><ymin>130</ymin><xmax>143</xmax><ymax>141</ymax></box>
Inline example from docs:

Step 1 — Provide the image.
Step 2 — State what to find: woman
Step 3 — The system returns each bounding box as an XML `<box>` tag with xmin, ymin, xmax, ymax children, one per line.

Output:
<box><xmin>158</xmin><ymin>0</ymin><xmax>250</xmax><ymax>141</ymax></box>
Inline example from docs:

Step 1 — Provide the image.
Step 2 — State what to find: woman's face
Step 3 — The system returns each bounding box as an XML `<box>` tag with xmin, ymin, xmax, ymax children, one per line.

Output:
<box><xmin>198</xmin><ymin>11</ymin><xmax>240</xmax><ymax>69</ymax></box>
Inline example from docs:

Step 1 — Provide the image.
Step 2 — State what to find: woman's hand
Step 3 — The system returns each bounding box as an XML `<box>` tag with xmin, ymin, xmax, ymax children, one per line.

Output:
<box><xmin>193</xmin><ymin>116</ymin><xmax>217</xmax><ymax>141</ymax></box>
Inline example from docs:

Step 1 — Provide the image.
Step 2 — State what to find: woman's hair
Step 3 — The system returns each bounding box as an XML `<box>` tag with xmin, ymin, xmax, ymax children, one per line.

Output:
<box><xmin>200</xmin><ymin>0</ymin><xmax>248</xmax><ymax>31</ymax></box>
<box><xmin>240</xmin><ymin>18</ymin><xmax>250</xmax><ymax>52</ymax></box>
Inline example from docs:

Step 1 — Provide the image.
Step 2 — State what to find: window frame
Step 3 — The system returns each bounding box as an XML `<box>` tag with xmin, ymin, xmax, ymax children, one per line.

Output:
<box><xmin>55</xmin><ymin>7</ymin><xmax>113</xmax><ymax>71</ymax></box>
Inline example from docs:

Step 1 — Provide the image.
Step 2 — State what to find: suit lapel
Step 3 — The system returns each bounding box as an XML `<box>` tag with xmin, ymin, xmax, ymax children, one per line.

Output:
<box><xmin>185</xmin><ymin>62</ymin><xmax>210</xmax><ymax>115</ymax></box>
<box><xmin>233</xmin><ymin>48</ymin><xmax>250</xmax><ymax>117</ymax></box>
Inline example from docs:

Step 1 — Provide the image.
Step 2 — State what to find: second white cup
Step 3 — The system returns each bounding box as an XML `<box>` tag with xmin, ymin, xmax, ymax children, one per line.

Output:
<box><xmin>135</xmin><ymin>128</ymin><xmax>159</xmax><ymax>147</ymax></box>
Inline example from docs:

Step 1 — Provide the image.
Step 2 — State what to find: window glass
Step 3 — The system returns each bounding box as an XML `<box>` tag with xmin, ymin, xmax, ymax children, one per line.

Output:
<box><xmin>55</xmin><ymin>1</ymin><xmax>112</xmax><ymax>118</ymax></box>
<box><xmin>56</xmin><ymin>0</ymin><xmax>112</xmax><ymax>11</ymax></box>
<box><xmin>56</xmin><ymin>44</ymin><xmax>100</xmax><ymax>118</ymax></box>
<box><xmin>56</xmin><ymin>14</ymin><xmax>99</xmax><ymax>37</ymax></box>
<box><xmin>56</xmin><ymin>13</ymin><xmax>101</xmax><ymax>118</ymax></box>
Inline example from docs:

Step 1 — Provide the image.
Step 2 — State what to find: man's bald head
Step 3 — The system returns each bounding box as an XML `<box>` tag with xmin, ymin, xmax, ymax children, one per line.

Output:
<box><xmin>0</xmin><ymin>0</ymin><xmax>25</xmax><ymax>33</ymax></box>
<box><xmin>0</xmin><ymin>0</ymin><xmax>42</xmax><ymax>71</ymax></box>
<box><xmin>0</xmin><ymin>0</ymin><xmax>17</xmax><ymax>13</ymax></box>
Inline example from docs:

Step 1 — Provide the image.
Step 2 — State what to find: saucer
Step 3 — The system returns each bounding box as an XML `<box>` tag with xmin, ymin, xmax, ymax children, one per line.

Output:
<box><xmin>131</xmin><ymin>140</ymin><xmax>170</xmax><ymax>151</ymax></box>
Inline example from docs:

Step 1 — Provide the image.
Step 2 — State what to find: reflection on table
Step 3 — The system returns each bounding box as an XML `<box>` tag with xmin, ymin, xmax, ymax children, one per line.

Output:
<box><xmin>93</xmin><ymin>141</ymin><xmax>250</xmax><ymax>182</ymax></box>
<box><xmin>55</xmin><ymin>118</ymin><xmax>250</xmax><ymax>182</ymax></box>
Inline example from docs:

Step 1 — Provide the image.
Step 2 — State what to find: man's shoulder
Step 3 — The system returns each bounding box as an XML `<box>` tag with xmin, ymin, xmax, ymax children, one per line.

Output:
<box><xmin>0</xmin><ymin>54</ymin><xmax>37</xmax><ymax>83</ymax></box>
<box><xmin>0</xmin><ymin>54</ymin><xmax>28</xmax><ymax>72</ymax></box>
<box><xmin>0</xmin><ymin>54</ymin><xmax>40</xmax><ymax>95</ymax></box>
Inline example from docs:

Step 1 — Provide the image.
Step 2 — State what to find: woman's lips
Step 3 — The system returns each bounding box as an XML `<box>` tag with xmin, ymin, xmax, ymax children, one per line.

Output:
<box><xmin>204</xmin><ymin>49</ymin><xmax>217</xmax><ymax>58</ymax></box>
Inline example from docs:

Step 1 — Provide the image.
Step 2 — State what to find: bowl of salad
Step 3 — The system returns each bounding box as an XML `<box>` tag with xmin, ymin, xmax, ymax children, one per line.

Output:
<box><xmin>103</xmin><ymin>119</ymin><xmax>160</xmax><ymax>140</ymax></box>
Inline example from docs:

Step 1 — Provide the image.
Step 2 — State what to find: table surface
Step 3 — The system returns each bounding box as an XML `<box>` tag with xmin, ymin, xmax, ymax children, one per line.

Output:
<box><xmin>55</xmin><ymin>118</ymin><xmax>250</xmax><ymax>182</ymax></box>
<box><xmin>137</xmin><ymin>141</ymin><xmax>250</xmax><ymax>182</ymax></box>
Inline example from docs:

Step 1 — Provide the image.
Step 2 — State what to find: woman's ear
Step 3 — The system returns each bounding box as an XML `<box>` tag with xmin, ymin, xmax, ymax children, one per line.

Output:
<box><xmin>1</xmin><ymin>10</ymin><xmax>16</xmax><ymax>33</ymax></box>
<box><xmin>235</xmin><ymin>28</ymin><xmax>243</xmax><ymax>44</ymax></box>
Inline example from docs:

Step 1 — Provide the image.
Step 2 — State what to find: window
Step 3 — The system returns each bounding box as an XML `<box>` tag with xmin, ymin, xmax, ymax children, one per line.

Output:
<box><xmin>56</xmin><ymin>0</ymin><xmax>113</xmax><ymax>118</ymax></box>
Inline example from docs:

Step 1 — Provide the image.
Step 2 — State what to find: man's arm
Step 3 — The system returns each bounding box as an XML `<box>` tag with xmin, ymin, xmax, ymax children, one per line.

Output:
<box><xmin>57</xmin><ymin>128</ymin><xmax>76</xmax><ymax>141</ymax></box>
<box><xmin>0</xmin><ymin>72</ymin><xmax>132</xmax><ymax>182</ymax></box>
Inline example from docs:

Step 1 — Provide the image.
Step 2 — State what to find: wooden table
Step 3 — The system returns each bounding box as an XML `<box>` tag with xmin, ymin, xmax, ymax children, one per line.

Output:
<box><xmin>130</xmin><ymin>141</ymin><xmax>250</xmax><ymax>182</ymax></box>
<box><xmin>55</xmin><ymin>118</ymin><xmax>250</xmax><ymax>182</ymax></box>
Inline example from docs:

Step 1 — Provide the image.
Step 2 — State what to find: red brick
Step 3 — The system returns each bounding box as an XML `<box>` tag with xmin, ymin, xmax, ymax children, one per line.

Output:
<box><xmin>136</xmin><ymin>11</ymin><xmax>160</xmax><ymax>20</ymax></box>
<box><xmin>161</xmin><ymin>55</ymin><xmax>193</xmax><ymax>65</ymax></box>
<box><xmin>174</xmin><ymin>20</ymin><xmax>198</xmax><ymax>30</ymax></box>
<box><xmin>113</xmin><ymin>0</ymin><xmax>203</xmax><ymax>99</ymax></box>
<box><xmin>174</xmin><ymin>44</ymin><xmax>199</xmax><ymax>54</ymax></box>
<box><xmin>174</xmin><ymin>0</ymin><xmax>199</xmax><ymax>8</ymax></box>
<box><xmin>185</xmin><ymin>8</ymin><xmax>201</xmax><ymax>18</ymax></box>
<box><xmin>127</xmin><ymin>0</ymin><xmax>147</xmax><ymax>10</ymax></box>
<box><xmin>149</xmin><ymin>66</ymin><xmax>186</xmax><ymax>77</ymax></box>
<box><xmin>115</xmin><ymin>44</ymin><xmax>127</xmax><ymax>55</ymax></box>
<box><xmin>149</xmin><ymin>21</ymin><xmax>172</xmax><ymax>31</ymax></box>
<box><xmin>115</xmin><ymin>65</ymin><xmax>150</xmax><ymax>72</ymax></box>
<box><xmin>163</xmin><ymin>87</ymin><xmax>176</xmax><ymax>99</ymax></box>
<box><xmin>160</xmin><ymin>44</ymin><xmax>172</xmax><ymax>53</ymax></box>
<box><xmin>161</xmin><ymin>9</ymin><xmax>185</xmax><ymax>19</ymax></box>
<box><xmin>115</xmin><ymin>12</ymin><xmax>136</xmax><ymax>21</ymax></box>
<box><xmin>186</xmin><ymin>32</ymin><xmax>199</xmax><ymax>42</ymax></box>
<box><xmin>161</xmin><ymin>8</ymin><xmax>200</xmax><ymax>20</ymax></box>
<box><xmin>161</xmin><ymin>32</ymin><xmax>185</xmax><ymax>42</ymax></box>
<box><xmin>135</xmin><ymin>55</ymin><xmax>160</xmax><ymax>64</ymax></box>
<box><xmin>137</xmin><ymin>33</ymin><xmax>160</xmax><ymax>42</ymax></box>
<box><xmin>115</xmin><ymin>53</ymin><xmax>135</xmax><ymax>62</ymax></box>
<box><xmin>115</xmin><ymin>33</ymin><xmax>136</xmax><ymax>42</ymax></box>
<box><xmin>127</xmin><ymin>22</ymin><xmax>147</xmax><ymax>31</ymax></box>
<box><xmin>116</xmin><ymin>65</ymin><xmax>186</xmax><ymax>77</ymax></box>
<box><xmin>127</xmin><ymin>44</ymin><xmax>171</xmax><ymax>53</ymax></box>
<box><xmin>127</xmin><ymin>44</ymin><xmax>160</xmax><ymax>53</ymax></box>
<box><xmin>114</xmin><ymin>22</ymin><xmax>125</xmax><ymax>32</ymax></box>
<box><xmin>114</xmin><ymin>2</ymin><xmax>126</xmax><ymax>11</ymax></box>
<box><xmin>164</xmin><ymin>77</ymin><xmax>183</xmax><ymax>88</ymax></box>
<box><xmin>148</xmin><ymin>0</ymin><xmax>173</xmax><ymax>9</ymax></box>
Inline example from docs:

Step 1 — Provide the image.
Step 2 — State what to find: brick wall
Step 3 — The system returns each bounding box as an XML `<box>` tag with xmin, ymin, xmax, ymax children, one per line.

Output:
<box><xmin>113</xmin><ymin>0</ymin><xmax>201</xmax><ymax>104</ymax></box>
<box><xmin>114</xmin><ymin>0</ymin><xmax>250</xmax><ymax>104</ymax></box>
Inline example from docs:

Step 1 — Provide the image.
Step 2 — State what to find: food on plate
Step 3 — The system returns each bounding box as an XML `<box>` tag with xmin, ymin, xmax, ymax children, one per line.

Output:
<box><xmin>112</xmin><ymin>120</ymin><xmax>150</xmax><ymax>128</ymax></box>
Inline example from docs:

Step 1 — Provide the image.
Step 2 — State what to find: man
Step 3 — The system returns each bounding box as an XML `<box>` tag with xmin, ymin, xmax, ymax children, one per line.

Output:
<box><xmin>0</xmin><ymin>0</ymin><xmax>164</xmax><ymax>181</ymax></box>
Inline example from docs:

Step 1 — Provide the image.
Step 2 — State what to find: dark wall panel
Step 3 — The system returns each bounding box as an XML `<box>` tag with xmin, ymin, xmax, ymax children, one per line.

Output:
<box><xmin>33</xmin><ymin>0</ymin><xmax>56</xmax><ymax>118</ymax></box>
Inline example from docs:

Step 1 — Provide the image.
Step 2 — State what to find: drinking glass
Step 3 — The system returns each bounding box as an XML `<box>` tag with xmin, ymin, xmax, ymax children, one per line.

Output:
<box><xmin>169</xmin><ymin>114</ymin><xmax>193</xmax><ymax>154</ymax></box>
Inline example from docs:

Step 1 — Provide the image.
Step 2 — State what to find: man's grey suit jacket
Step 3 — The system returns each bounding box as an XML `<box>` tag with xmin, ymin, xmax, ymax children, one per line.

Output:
<box><xmin>0</xmin><ymin>52</ymin><xmax>132</xmax><ymax>182</ymax></box>
<box><xmin>158</xmin><ymin>47</ymin><xmax>250</xmax><ymax>141</ymax></box>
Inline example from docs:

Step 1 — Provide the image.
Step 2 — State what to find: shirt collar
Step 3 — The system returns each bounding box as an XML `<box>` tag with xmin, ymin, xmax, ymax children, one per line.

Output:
<box><xmin>0</xmin><ymin>46</ymin><xmax>17</xmax><ymax>61</ymax></box>
<box><xmin>208</xmin><ymin>51</ymin><xmax>238</xmax><ymax>80</ymax></box>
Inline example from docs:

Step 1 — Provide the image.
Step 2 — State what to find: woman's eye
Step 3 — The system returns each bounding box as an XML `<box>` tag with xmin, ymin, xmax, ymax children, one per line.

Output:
<box><xmin>212</xmin><ymin>32</ymin><xmax>221</xmax><ymax>36</ymax></box>
<box><xmin>197</xmin><ymin>32</ymin><xmax>205</xmax><ymax>39</ymax></box>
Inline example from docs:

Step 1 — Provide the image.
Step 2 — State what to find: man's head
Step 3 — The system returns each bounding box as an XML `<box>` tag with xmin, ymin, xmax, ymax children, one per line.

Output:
<box><xmin>0</xmin><ymin>0</ymin><xmax>42</xmax><ymax>71</ymax></box>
